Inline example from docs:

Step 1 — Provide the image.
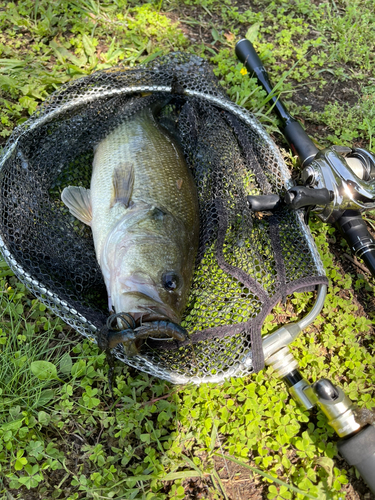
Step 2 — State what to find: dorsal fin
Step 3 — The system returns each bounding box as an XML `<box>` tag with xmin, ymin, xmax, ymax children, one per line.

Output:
<box><xmin>61</xmin><ymin>186</ymin><xmax>92</xmax><ymax>225</ymax></box>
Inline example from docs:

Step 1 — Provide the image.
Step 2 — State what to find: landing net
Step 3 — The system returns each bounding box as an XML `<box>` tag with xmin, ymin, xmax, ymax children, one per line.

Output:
<box><xmin>0</xmin><ymin>53</ymin><xmax>327</xmax><ymax>384</ymax></box>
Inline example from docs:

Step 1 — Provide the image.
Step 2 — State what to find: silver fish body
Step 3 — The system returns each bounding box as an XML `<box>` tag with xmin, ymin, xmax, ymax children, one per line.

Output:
<box><xmin>62</xmin><ymin>107</ymin><xmax>199</xmax><ymax>334</ymax></box>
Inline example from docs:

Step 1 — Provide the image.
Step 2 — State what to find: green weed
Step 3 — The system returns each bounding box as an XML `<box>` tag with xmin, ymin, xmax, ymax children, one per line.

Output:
<box><xmin>0</xmin><ymin>0</ymin><xmax>188</xmax><ymax>139</ymax></box>
<box><xmin>1</xmin><ymin>0</ymin><xmax>375</xmax><ymax>498</ymax></box>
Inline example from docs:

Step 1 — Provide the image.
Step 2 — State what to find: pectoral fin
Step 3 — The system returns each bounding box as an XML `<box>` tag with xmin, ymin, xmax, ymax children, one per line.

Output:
<box><xmin>111</xmin><ymin>163</ymin><xmax>134</xmax><ymax>208</ymax></box>
<box><xmin>61</xmin><ymin>186</ymin><xmax>92</xmax><ymax>225</ymax></box>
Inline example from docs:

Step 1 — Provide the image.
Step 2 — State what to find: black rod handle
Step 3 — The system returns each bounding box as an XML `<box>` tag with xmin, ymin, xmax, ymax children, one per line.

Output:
<box><xmin>235</xmin><ymin>38</ymin><xmax>319</xmax><ymax>166</ymax></box>
<box><xmin>235</xmin><ymin>38</ymin><xmax>291</xmax><ymax>123</ymax></box>
<box><xmin>336</xmin><ymin>211</ymin><xmax>375</xmax><ymax>276</ymax></box>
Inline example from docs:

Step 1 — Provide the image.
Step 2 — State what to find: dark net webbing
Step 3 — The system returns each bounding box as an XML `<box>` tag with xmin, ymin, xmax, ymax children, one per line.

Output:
<box><xmin>0</xmin><ymin>53</ymin><xmax>327</xmax><ymax>384</ymax></box>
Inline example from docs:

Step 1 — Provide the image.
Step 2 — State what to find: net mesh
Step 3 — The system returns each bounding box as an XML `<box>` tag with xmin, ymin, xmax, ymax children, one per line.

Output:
<box><xmin>0</xmin><ymin>53</ymin><xmax>327</xmax><ymax>384</ymax></box>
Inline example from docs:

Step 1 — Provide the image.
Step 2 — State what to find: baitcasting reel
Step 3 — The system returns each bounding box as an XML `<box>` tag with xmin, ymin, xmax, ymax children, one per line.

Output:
<box><xmin>289</xmin><ymin>145</ymin><xmax>375</xmax><ymax>221</ymax></box>
<box><xmin>236</xmin><ymin>38</ymin><xmax>375</xmax><ymax>277</ymax></box>
<box><xmin>247</xmin><ymin>145</ymin><xmax>375</xmax><ymax>220</ymax></box>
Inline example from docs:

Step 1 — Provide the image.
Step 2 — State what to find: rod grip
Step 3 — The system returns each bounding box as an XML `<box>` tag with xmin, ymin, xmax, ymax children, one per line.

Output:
<box><xmin>235</xmin><ymin>38</ymin><xmax>318</xmax><ymax>165</ymax></box>
<box><xmin>336</xmin><ymin>210</ymin><xmax>375</xmax><ymax>277</ymax></box>
<box><xmin>235</xmin><ymin>38</ymin><xmax>263</xmax><ymax>70</ymax></box>
<box><xmin>282</xmin><ymin>120</ymin><xmax>319</xmax><ymax>167</ymax></box>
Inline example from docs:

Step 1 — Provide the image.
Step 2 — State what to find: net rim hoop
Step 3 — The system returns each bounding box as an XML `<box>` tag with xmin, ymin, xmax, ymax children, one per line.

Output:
<box><xmin>0</xmin><ymin>74</ymin><xmax>324</xmax><ymax>384</ymax></box>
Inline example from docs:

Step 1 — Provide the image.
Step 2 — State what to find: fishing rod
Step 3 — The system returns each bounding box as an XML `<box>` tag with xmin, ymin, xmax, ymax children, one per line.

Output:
<box><xmin>235</xmin><ymin>38</ymin><xmax>375</xmax><ymax>493</ymax></box>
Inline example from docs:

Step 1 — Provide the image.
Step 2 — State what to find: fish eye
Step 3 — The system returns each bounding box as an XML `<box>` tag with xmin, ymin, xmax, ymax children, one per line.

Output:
<box><xmin>162</xmin><ymin>272</ymin><xmax>180</xmax><ymax>291</ymax></box>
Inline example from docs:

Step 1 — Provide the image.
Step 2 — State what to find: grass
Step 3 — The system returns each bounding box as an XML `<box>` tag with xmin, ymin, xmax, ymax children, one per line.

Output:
<box><xmin>0</xmin><ymin>0</ymin><xmax>375</xmax><ymax>499</ymax></box>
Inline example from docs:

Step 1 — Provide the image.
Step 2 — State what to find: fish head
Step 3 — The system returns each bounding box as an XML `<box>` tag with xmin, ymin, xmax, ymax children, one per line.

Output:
<box><xmin>103</xmin><ymin>206</ymin><xmax>197</xmax><ymax>324</ymax></box>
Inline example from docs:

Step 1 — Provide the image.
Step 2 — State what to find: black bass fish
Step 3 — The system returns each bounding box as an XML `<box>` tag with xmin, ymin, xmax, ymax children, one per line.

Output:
<box><xmin>62</xmin><ymin>106</ymin><xmax>199</xmax><ymax>352</ymax></box>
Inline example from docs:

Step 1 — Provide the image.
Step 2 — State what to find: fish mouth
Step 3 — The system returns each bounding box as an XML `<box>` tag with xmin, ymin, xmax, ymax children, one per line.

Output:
<box><xmin>113</xmin><ymin>291</ymin><xmax>180</xmax><ymax>326</ymax></box>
